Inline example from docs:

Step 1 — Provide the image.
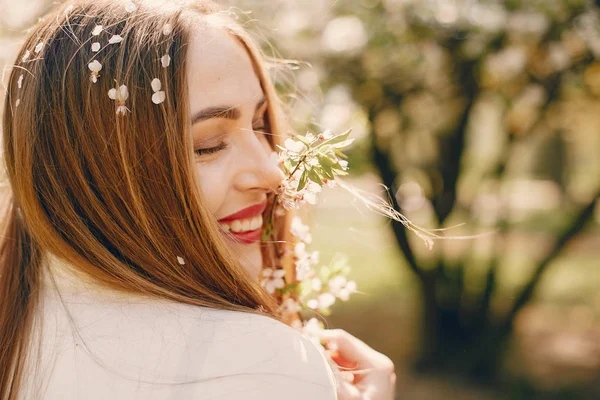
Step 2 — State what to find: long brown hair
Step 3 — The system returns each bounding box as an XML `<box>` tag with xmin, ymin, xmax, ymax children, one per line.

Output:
<box><xmin>0</xmin><ymin>1</ymin><xmax>294</xmax><ymax>398</ymax></box>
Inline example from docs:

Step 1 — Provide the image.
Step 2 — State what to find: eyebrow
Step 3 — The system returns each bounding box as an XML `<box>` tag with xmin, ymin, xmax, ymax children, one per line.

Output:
<box><xmin>191</xmin><ymin>96</ymin><xmax>267</xmax><ymax>125</ymax></box>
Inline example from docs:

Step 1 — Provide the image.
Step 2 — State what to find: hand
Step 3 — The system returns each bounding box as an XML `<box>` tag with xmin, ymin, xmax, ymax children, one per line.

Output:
<box><xmin>319</xmin><ymin>329</ymin><xmax>396</xmax><ymax>400</ymax></box>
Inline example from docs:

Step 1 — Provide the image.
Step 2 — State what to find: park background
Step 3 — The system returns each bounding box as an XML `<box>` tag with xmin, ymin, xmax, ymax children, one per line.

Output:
<box><xmin>1</xmin><ymin>0</ymin><xmax>600</xmax><ymax>398</ymax></box>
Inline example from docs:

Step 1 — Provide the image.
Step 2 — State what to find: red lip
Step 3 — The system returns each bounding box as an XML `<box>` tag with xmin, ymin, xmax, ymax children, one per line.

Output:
<box><xmin>227</xmin><ymin>229</ymin><xmax>263</xmax><ymax>245</ymax></box>
<box><xmin>217</xmin><ymin>199</ymin><xmax>268</xmax><ymax>223</ymax></box>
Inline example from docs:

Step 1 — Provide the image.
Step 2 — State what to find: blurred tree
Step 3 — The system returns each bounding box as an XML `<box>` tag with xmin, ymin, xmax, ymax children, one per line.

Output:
<box><xmin>315</xmin><ymin>0</ymin><xmax>600</xmax><ymax>382</ymax></box>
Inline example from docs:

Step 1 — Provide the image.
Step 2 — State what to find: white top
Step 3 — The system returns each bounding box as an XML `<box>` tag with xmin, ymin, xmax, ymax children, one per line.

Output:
<box><xmin>20</xmin><ymin>253</ymin><xmax>338</xmax><ymax>400</ymax></box>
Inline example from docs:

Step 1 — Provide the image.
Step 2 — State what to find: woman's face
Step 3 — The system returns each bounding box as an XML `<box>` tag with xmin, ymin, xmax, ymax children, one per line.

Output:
<box><xmin>186</xmin><ymin>25</ymin><xmax>282</xmax><ymax>279</ymax></box>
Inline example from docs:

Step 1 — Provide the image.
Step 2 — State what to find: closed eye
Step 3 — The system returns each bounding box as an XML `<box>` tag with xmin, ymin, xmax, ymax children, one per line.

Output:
<box><xmin>194</xmin><ymin>142</ymin><xmax>229</xmax><ymax>156</ymax></box>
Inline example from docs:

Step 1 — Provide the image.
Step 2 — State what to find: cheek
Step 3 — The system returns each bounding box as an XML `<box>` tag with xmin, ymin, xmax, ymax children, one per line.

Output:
<box><xmin>194</xmin><ymin>162</ymin><xmax>229</xmax><ymax>215</ymax></box>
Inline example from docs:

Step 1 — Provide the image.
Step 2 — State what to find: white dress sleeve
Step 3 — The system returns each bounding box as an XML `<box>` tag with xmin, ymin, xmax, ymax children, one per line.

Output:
<box><xmin>21</xmin><ymin>263</ymin><xmax>338</xmax><ymax>400</ymax></box>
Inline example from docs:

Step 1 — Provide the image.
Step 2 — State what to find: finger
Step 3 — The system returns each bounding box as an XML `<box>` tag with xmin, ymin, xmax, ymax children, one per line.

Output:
<box><xmin>330</xmin><ymin>350</ymin><xmax>359</xmax><ymax>370</ymax></box>
<box><xmin>336</xmin><ymin>379</ymin><xmax>362</xmax><ymax>400</ymax></box>
<box><xmin>319</xmin><ymin>329</ymin><xmax>374</xmax><ymax>367</ymax></box>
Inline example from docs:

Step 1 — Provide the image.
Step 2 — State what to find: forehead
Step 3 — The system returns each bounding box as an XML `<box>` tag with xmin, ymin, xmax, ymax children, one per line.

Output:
<box><xmin>186</xmin><ymin>25</ymin><xmax>263</xmax><ymax>113</ymax></box>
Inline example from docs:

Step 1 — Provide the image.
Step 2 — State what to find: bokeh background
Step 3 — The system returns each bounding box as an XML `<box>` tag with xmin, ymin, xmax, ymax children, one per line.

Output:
<box><xmin>2</xmin><ymin>0</ymin><xmax>600</xmax><ymax>398</ymax></box>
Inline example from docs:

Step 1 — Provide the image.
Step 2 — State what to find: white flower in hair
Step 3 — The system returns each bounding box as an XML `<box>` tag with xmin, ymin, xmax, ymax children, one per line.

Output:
<box><xmin>34</xmin><ymin>42</ymin><xmax>44</xmax><ymax>53</ymax></box>
<box><xmin>15</xmin><ymin>99</ymin><xmax>20</xmax><ymax>108</ymax></box>
<box><xmin>22</xmin><ymin>50</ymin><xmax>31</xmax><ymax>62</ymax></box>
<box><xmin>125</xmin><ymin>1</ymin><xmax>136</xmax><ymax>13</ymax></box>
<box><xmin>109</xmin><ymin>35</ymin><xmax>123</xmax><ymax>44</ymax></box>
<box><xmin>91</xmin><ymin>42</ymin><xmax>101</xmax><ymax>52</ymax></box>
<box><xmin>92</xmin><ymin>25</ymin><xmax>103</xmax><ymax>36</ymax></box>
<box><xmin>88</xmin><ymin>60</ymin><xmax>102</xmax><ymax>83</ymax></box>
<box><xmin>108</xmin><ymin>84</ymin><xmax>130</xmax><ymax>116</ymax></box>
<box><xmin>162</xmin><ymin>23</ymin><xmax>173</xmax><ymax>35</ymax></box>
<box><xmin>17</xmin><ymin>74</ymin><xmax>23</xmax><ymax>89</ymax></box>
<box><xmin>150</xmin><ymin>78</ymin><xmax>166</xmax><ymax>104</ymax></box>
<box><xmin>177</xmin><ymin>256</ymin><xmax>185</xmax><ymax>265</ymax></box>
<box><xmin>160</xmin><ymin>54</ymin><xmax>171</xmax><ymax>68</ymax></box>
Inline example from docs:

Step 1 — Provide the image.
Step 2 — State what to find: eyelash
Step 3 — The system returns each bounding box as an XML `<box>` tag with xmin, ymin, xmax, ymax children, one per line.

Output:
<box><xmin>194</xmin><ymin>118</ymin><xmax>268</xmax><ymax>156</ymax></box>
<box><xmin>194</xmin><ymin>142</ymin><xmax>228</xmax><ymax>156</ymax></box>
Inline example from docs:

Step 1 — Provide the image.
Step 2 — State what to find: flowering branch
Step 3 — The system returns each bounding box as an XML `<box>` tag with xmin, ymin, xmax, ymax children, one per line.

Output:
<box><xmin>257</xmin><ymin>128</ymin><xmax>359</xmax><ymax>384</ymax></box>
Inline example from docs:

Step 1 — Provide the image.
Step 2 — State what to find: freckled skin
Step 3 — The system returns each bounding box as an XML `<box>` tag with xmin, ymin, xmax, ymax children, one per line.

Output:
<box><xmin>186</xmin><ymin>26</ymin><xmax>282</xmax><ymax>279</ymax></box>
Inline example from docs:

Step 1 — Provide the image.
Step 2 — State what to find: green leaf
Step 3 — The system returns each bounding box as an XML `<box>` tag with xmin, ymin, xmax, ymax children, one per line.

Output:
<box><xmin>278</xmin><ymin>282</ymin><xmax>300</xmax><ymax>295</ymax></box>
<box><xmin>334</xmin><ymin>148</ymin><xmax>348</xmax><ymax>159</ymax></box>
<box><xmin>316</xmin><ymin>153</ymin><xmax>337</xmax><ymax>168</ymax></box>
<box><xmin>331</xmin><ymin>138</ymin><xmax>355</xmax><ymax>149</ymax></box>
<box><xmin>297</xmin><ymin>170</ymin><xmax>308</xmax><ymax>191</ymax></box>
<box><xmin>307</xmin><ymin>169</ymin><xmax>323</xmax><ymax>185</ymax></box>
<box><xmin>314</xmin><ymin>128</ymin><xmax>353</xmax><ymax>151</ymax></box>
<box><xmin>321</xmin><ymin>166</ymin><xmax>335</xmax><ymax>180</ymax></box>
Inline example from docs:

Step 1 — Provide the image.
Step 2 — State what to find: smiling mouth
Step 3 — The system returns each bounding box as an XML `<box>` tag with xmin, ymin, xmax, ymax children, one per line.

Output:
<box><xmin>219</xmin><ymin>217</ymin><xmax>263</xmax><ymax>245</ymax></box>
<box><xmin>219</xmin><ymin>215</ymin><xmax>263</xmax><ymax>233</ymax></box>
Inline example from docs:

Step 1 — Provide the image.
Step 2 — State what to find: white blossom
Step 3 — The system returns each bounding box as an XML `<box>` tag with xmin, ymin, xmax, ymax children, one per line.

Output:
<box><xmin>125</xmin><ymin>1</ymin><xmax>136</xmax><ymax>13</ymax></box>
<box><xmin>109</xmin><ymin>35</ymin><xmax>123</xmax><ymax>44</ymax></box>
<box><xmin>34</xmin><ymin>42</ymin><xmax>44</xmax><ymax>53</ymax></box>
<box><xmin>290</xmin><ymin>216</ymin><xmax>312</xmax><ymax>243</ymax></box>
<box><xmin>92</xmin><ymin>25</ymin><xmax>103</xmax><ymax>36</ymax></box>
<box><xmin>151</xmin><ymin>78</ymin><xmax>161</xmax><ymax>92</ymax></box>
<box><xmin>160</xmin><ymin>54</ymin><xmax>171</xmax><ymax>68</ymax></box>
<box><xmin>294</xmin><ymin>242</ymin><xmax>319</xmax><ymax>281</ymax></box>
<box><xmin>279</xmin><ymin>298</ymin><xmax>301</xmax><ymax>315</ymax></box>
<box><xmin>291</xmin><ymin>319</ymin><xmax>303</xmax><ymax>330</ymax></box>
<box><xmin>152</xmin><ymin>91</ymin><xmax>166</xmax><ymax>104</ymax></box>
<box><xmin>284</xmin><ymin>138</ymin><xmax>304</xmax><ymax>153</ymax></box>
<box><xmin>108</xmin><ymin>84</ymin><xmax>130</xmax><ymax>116</ymax></box>
<box><xmin>328</xmin><ymin>276</ymin><xmax>357</xmax><ymax>301</ymax></box>
<box><xmin>15</xmin><ymin>99</ymin><xmax>20</xmax><ymax>107</ymax></box>
<box><xmin>260</xmin><ymin>268</ymin><xmax>286</xmax><ymax>294</ymax></box>
<box><xmin>302</xmin><ymin>318</ymin><xmax>324</xmax><ymax>338</ymax></box>
<box><xmin>21</xmin><ymin>50</ymin><xmax>30</xmax><ymax>62</ymax></box>
<box><xmin>307</xmin><ymin>292</ymin><xmax>336</xmax><ymax>310</ymax></box>
<box><xmin>88</xmin><ymin>60</ymin><xmax>102</xmax><ymax>83</ymax></box>
<box><xmin>17</xmin><ymin>74</ymin><xmax>23</xmax><ymax>89</ymax></box>
<box><xmin>91</xmin><ymin>42</ymin><xmax>101</xmax><ymax>52</ymax></box>
<box><xmin>319</xmin><ymin>129</ymin><xmax>333</xmax><ymax>140</ymax></box>
<box><xmin>150</xmin><ymin>78</ymin><xmax>166</xmax><ymax>104</ymax></box>
<box><xmin>176</xmin><ymin>256</ymin><xmax>185</xmax><ymax>265</ymax></box>
<box><xmin>162</xmin><ymin>23</ymin><xmax>173</xmax><ymax>35</ymax></box>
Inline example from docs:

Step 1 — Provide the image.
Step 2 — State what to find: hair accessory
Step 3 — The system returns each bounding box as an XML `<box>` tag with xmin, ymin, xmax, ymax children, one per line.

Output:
<box><xmin>162</xmin><ymin>24</ymin><xmax>173</xmax><ymax>35</ymax></box>
<box><xmin>88</xmin><ymin>60</ymin><xmax>102</xmax><ymax>83</ymax></box>
<box><xmin>21</xmin><ymin>50</ymin><xmax>31</xmax><ymax>62</ymax></box>
<box><xmin>150</xmin><ymin>78</ymin><xmax>166</xmax><ymax>104</ymax></box>
<box><xmin>125</xmin><ymin>1</ymin><xmax>136</xmax><ymax>13</ymax></box>
<box><xmin>91</xmin><ymin>42</ymin><xmax>101</xmax><ymax>52</ymax></box>
<box><xmin>34</xmin><ymin>42</ymin><xmax>44</xmax><ymax>53</ymax></box>
<box><xmin>108</xmin><ymin>84</ymin><xmax>130</xmax><ymax>116</ymax></box>
<box><xmin>91</xmin><ymin>25</ymin><xmax>103</xmax><ymax>36</ymax></box>
<box><xmin>108</xmin><ymin>34</ymin><xmax>123</xmax><ymax>44</ymax></box>
<box><xmin>176</xmin><ymin>256</ymin><xmax>185</xmax><ymax>265</ymax></box>
<box><xmin>160</xmin><ymin>54</ymin><xmax>171</xmax><ymax>68</ymax></box>
<box><xmin>17</xmin><ymin>74</ymin><xmax>23</xmax><ymax>89</ymax></box>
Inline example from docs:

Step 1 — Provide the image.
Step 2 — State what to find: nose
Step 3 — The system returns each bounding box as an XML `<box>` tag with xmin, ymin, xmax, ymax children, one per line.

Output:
<box><xmin>233</xmin><ymin>131</ymin><xmax>283</xmax><ymax>195</ymax></box>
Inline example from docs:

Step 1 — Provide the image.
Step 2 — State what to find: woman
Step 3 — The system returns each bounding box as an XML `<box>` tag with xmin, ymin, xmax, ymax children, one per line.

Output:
<box><xmin>0</xmin><ymin>1</ymin><xmax>396</xmax><ymax>399</ymax></box>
